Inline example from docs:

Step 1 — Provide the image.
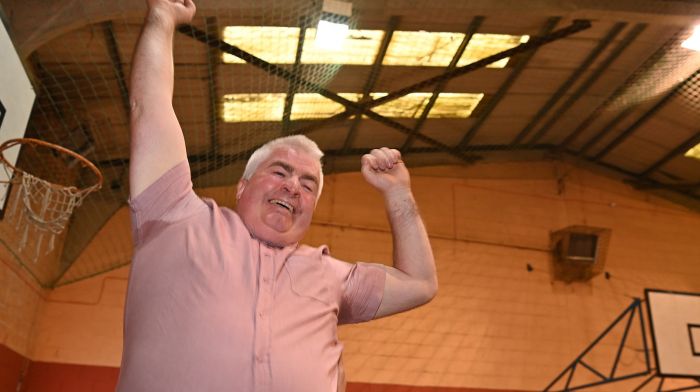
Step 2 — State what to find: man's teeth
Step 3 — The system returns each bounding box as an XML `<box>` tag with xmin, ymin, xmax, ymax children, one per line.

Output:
<box><xmin>270</xmin><ymin>199</ymin><xmax>294</xmax><ymax>213</ymax></box>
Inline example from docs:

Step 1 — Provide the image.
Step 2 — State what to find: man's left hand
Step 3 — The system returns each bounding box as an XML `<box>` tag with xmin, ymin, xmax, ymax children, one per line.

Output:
<box><xmin>361</xmin><ymin>148</ymin><xmax>410</xmax><ymax>196</ymax></box>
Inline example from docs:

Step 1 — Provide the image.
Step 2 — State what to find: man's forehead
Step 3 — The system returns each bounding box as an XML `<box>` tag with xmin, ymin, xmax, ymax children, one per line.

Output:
<box><xmin>263</xmin><ymin>148</ymin><xmax>320</xmax><ymax>177</ymax></box>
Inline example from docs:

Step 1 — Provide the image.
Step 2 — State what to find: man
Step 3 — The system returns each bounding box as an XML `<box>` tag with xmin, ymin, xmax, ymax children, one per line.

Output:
<box><xmin>117</xmin><ymin>0</ymin><xmax>437</xmax><ymax>391</ymax></box>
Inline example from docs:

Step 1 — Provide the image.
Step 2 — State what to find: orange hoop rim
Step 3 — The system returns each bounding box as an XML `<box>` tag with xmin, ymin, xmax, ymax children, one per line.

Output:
<box><xmin>0</xmin><ymin>138</ymin><xmax>103</xmax><ymax>191</ymax></box>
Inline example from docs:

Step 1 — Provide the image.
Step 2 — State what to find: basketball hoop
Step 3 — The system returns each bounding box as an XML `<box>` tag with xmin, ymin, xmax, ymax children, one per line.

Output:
<box><xmin>0</xmin><ymin>138</ymin><xmax>103</xmax><ymax>262</ymax></box>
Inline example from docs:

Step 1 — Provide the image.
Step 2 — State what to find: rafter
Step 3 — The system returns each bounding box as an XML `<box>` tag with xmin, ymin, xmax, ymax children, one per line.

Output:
<box><xmin>204</xmin><ymin>16</ymin><xmax>220</xmax><ymax>155</ymax></box>
<box><xmin>639</xmin><ymin>131</ymin><xmax>700</xmax><ymax>177</ymax></box>
<box><xmin>341</xmin><ymin>16</ymin><xmax>400</xmax><ymax>152</ymax></box>
<box><xmin>400</xmin><ymin>16</ymin><xmax>483</xmax><ymax>151</ymax></box>
<box><xmin>510</xmin><ymin>22</ymin><xmax>626</xmax><ymax>145</ymax></box>
<box><xmin>594</xmin><ymin>68</ymin><xmax>700</xmax><ymax>161</ymax></box>
<box><xmin>101</xmin><ymin>21</ymin><xmax>130</xmax><ymax>119</ymax></box>
<box><xmin>177</xmin><ymin>19</ymin><xmax>590</xmax><ymax>177</ymax></box>
<box><xmin>457</xmin><ymin>17</ymin><xmax>560</xmax><ymax>149</ymax></box>
<box><xmin>282</xmin><ymin>16</ymin><xmax>309</xmax><ymax>135</ymax></box>
<box><xmin>559</xmin><ymin>31</ymin><xmax>685</xmax><ymax>150</ymax></box>
<box><xmin>528</xmin><ymin>23</ymin><xmax>646</xmax><ymax>146</ymax></box>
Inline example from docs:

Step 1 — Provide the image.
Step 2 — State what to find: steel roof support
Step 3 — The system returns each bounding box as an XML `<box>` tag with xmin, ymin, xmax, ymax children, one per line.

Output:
<box><xmin>510</xmin><ymin>22</ymin><xmax>626</xmax><ymax>145</ymax></box>
<box><xmin>341</xmin><ymin>16</ymin><xmax>400</xmax><ymax>152</ymax></box>
<box><xmin>593</xmin><ymin>68</ymin><xmax>700</xmax><ymax>161</ymax></box>
<box><xmin>400</xmin><ymin>16</ymin><xmax>483</xmax><ymax>151</ymax></box>
<box><xmin>457</xmin><ymin>17</ymin><xmax>560</xmax><ymax>149</ymax></box>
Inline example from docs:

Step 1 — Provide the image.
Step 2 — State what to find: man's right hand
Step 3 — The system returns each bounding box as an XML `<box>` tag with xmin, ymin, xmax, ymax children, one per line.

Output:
<box><xmin>146</xmin><ymin>0</ymin><xmax>196</xmax><ymax>29</ymax></box>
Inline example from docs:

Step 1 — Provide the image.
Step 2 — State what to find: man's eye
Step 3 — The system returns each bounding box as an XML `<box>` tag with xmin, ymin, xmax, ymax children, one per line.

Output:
<box><xmin>273</xmin><ymin>171</ymin><xmax>284</xmax><ymax>177</ymax></box>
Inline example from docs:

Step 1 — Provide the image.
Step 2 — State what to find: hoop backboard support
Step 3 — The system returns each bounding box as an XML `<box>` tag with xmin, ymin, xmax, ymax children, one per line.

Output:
<box><xmin>0</xmin><ymin>16</ymin><xmax>36</xmax><ymax>216</ymax></box>
<box><xmin>646</xmin><ymin>289</ymin><xmax>700</xmax><ymax>378</ymax></box>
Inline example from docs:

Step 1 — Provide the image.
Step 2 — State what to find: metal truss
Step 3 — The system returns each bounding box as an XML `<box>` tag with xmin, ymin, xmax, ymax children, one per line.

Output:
<box><xmin>544</xmin><ymin>298</ymin><xmax>700</xmax><ymax>392</ymax></box>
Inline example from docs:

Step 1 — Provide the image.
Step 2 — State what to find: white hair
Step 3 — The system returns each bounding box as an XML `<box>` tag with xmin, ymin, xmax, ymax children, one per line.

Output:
<box><xmin>242</xmin><ymin>135</ymin><xmax>325</xmax><ymax>198</ymax></box>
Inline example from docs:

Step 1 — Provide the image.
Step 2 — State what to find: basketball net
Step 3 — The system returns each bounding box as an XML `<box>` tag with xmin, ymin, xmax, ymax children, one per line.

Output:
<box><xmin>0</xmin><ymin>138</ymin><xmax>102</xmax><ymax>262</ymax></box>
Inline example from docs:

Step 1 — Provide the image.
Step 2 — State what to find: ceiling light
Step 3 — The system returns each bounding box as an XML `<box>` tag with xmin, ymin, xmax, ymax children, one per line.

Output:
<box><xmin>681</xmin><ymin>25</ymin><xmax>700</xmax><ymax>51</ymax></box>
<box><xmin>315</xmin><ymin>0</ymin><xmax>352</xmax><ymax>50</ymax></box>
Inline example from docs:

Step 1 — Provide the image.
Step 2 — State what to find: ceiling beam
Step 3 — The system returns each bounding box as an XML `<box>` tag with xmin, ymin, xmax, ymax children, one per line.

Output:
<box><xmin>576</xmin><ymin>106</ymin><xmax>634</xmax><ymax>155</ymax></box>
<box><xmin>327</xmin><ymin>143</ymin><xmax>555</xmax><ymax>157</ymax></box>
<box><xmin>558</xmin><ymin>31</ymin><xmax>684</xmax><ymax>150</ymax></box>
<box><xmin>561</xmin><ymin>149</ymin><xmax>700</xmax><ymax>205</ymax></box>
<box><xmin>344</xmin><ymin>19</ymin><xmax>591</xmax><ymax>113</ymax></box>
<box><xmin>282</xmin><ymin>16</ymin><xmax>309</xmax><ymax>135</ymax></box>
<box><xmin>177</xmin><ymin>24</ymin><xmax>477</xmax><ymax>163</ymax></box>
<box><xmin>510</xmin><ymin>22</ymin><xmax>626</xmax><ymax>145</ymax></box>
<box><xmin>627</xmin><ymin>180</ymin><xmax>700</xmax><ymax>191</ymax></box>
<box><xmin>593</xmin><ymin>68</ymin><xmax>700</xmax><ymax>161</ymax></box>
<box><xmin>204</xmin><ymin>17</ymin><xmax>220</xmax><ymax>155</ymax></box>
<box><xmin>177</xmin><ymin>19</ymin><xmax>590</xmax><ymax>177</ymax></box>
<box><xmin>341</xmin><ymin>16</ymin><xmax>400</xmax><ymax>152</ymax></box>
<box><xmin>457</xmin><ymin>17</ymin><xmax>560</xmax><ymax>149</ymax></box>
<box><xmin>527</xmin><ymin>23</ymin><xmax>646</xmax><ymax>146</ymax></box>
<box><xmin>6</xmin><ymin>0</ymin><xmax>699</xmax><ymax>59</ymax></box>
<box><xmin>99</xmin><ymin>143</ymin><xmax>557</xmax><ymax>168</ymax></box>
<box><xmin>400</xmin><ymin>16</ymin><xmax>484</xmax><ymax>152</ymax></box>
<box><xmin>30</xmin><ymin>55</ymin><xmax>71</xmax><ymax>132</ymax></box>
<box><xmin>101</xmin><ymin>21</ymin><xmax>131</xmax><ymax>119</ymax></box>
<box><xmin>639</xmin><ymin>131</ymin><xmax>700</xmax><ymax>177</ymax></box>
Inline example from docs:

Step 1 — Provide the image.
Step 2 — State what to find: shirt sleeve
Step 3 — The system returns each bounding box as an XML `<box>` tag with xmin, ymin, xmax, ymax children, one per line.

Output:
<box><xmin>128</xmin><ymin>160</ymin><xmax>206</xmax><ymax>244</ymax></box>
<box><xmin>335</xmin><ymin>261</ymin><xmax>386</xmax><ymax>325</ymax></box>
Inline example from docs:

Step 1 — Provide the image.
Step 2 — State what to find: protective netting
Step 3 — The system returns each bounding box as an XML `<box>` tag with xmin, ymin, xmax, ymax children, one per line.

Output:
<box><xmin>2</xmin><ymin>0</ymin><xmax>700</xmax><ymax>286</ymax></box>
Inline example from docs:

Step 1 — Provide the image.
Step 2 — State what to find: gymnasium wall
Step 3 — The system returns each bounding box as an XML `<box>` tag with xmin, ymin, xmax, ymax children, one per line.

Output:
<box><xmin>1</xmin><ymin>159</ymin><xmax>700</xmax><ymax>391</ymax></box>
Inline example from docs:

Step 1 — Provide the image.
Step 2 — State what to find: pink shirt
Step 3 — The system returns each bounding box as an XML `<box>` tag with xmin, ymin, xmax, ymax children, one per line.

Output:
<box><xmin>117</xmin><ymin>161</ymin><xmax>385</xmax><ymax>392</ymax></box>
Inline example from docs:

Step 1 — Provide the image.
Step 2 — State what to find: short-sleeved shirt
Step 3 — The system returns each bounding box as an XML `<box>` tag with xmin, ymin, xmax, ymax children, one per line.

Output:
<box><xmin>116</xmin><ymin>161</ymin><xmax>386</xmax><ymax>392</ymax></box>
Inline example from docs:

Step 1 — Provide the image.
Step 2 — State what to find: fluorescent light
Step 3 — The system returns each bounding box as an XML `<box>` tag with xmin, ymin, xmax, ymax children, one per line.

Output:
<box><xmin>682</xmin><ymin>25</ymin><xmax>700</xmax><ymax>51</ymax></box>
<box><xmin>315</xmin><ymin>20</ymin><xmax>349</xmax><ymax>50</ymax></box>
<box><xmin>315</xmin><ymin>0</ymin><xmax>352</xmax><ymax>50</ymax></box>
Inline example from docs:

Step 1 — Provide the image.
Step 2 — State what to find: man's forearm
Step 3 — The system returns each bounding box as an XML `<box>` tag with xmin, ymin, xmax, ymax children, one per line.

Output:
<box><xmin>130</xmin><ymin>14</ymin><xmax>177</xmax><ymax>116</ymax></box>
<box><xmin>384</xmin><ymin>188</ymin><xmax>437</xmax><ymax>294</ymax></box>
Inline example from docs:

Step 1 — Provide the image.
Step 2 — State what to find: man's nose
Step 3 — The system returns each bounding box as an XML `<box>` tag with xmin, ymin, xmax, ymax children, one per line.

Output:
<box><xmin>282</xmin><ymin>177</ymin><xmax>301</xmax><ymax>196</ymax></box>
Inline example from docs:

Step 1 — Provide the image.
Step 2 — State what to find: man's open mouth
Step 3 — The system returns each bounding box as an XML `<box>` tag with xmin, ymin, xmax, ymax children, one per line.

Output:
<box><xmin>270</xmin><ymin>199</ymin><xmax>294</xmax><ymax>213</ymax></box>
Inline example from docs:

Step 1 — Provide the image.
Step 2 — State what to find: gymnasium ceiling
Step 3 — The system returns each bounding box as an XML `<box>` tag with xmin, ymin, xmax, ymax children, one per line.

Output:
<box><xmin>1</xmin><ymin>0</ymin><xmax>700</xmax><ymax>286</ymax></box>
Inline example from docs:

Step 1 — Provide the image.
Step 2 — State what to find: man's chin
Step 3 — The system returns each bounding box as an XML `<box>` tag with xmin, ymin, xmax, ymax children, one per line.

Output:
<box><xmin>253</xmin><ymin>228</ymin><xmax>300</xmax><ymax>248</ymax></box>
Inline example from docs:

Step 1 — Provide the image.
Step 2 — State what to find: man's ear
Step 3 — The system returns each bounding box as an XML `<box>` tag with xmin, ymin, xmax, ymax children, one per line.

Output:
<box><xmin>236</xmin><ymin>179</ymin><xmax>248</xmax><ymax>201</ymax></box>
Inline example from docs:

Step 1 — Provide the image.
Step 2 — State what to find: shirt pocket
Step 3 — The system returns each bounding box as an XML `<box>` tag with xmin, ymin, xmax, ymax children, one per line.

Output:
<box><xmin>285</xmin><ymin>255</ymin><xmax>333</xmax><ymax>306</ymax></box>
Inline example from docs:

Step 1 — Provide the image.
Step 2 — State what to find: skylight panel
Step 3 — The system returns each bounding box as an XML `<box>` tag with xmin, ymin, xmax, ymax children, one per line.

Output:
<box><xmin>383</xmin><ymin>31</ymin><xmax>465</xmax><ymax>67</ymax></box>
<box><xmin>685</xmin><ymin>143</ymin><xmax>700</xmax><ymax>160</ymax></box>
<box><xmin>221</xmin><ymin>93</ymin><xmax>285</xmax><ymax>122</ymax></box>
<box><xmin>222</xmin><ymin>26</ymin><xmax>299</xmax><ymax>64</ymax></box>
<box><xmin>458</xmin><ymin>33</ymin><xmax>530</xmax><ymax>68</ymax></box>
<box><xmin>221</xmin><ymin>92</ymin><xmax>484</xmax><ymax>122</ymax></box>
<box><xmin>222</xmin><ymin>26</ymin><xmax>528</xmax><ymax>68</ymax></box>
<box><xmin>290</xmin><ymin>93</ymin><xmax>361</xmax><ymax>120</ymax></box>
<box><xmin>429</xmin><ymin>93</ymin><xmax>484</xmax><ymax>118</ymax></box>
<box><xmin>368</xmin><ymin>92</ymin><xmax>430</xmax><ymax>118</ymax></box>
<box><xmin>301</xmin><ymin>28</ymin><xmax>384</xmax><ymax>65</ymax></box>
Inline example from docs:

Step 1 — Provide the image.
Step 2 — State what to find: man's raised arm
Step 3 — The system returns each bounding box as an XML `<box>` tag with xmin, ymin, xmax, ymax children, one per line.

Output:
<box><xmin>361</xmin><ymin>148</ymin><xmax>438</xmax><ymax>318</ymax></box>
<box><xmin>129</xmin><ymin>0</ymin><xmax>196</xmax><ymax>198</ymax></box>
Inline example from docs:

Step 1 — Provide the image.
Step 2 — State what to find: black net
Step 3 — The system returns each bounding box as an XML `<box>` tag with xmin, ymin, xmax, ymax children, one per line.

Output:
<box><xmin>1</xmin><ymin>0</ymin><xmax>700</xmax><ymax>286</ymax></box>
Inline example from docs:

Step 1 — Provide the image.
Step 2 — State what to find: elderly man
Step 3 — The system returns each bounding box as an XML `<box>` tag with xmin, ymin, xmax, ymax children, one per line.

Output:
<box><xmin>117</xmin><ymin>0</ymin><xmax>437</xmax><ymax>391</ymax></box>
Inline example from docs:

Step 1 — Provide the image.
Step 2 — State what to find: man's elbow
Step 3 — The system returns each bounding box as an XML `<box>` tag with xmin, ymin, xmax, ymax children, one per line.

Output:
<box><xmin>420</xmin><ymin>278</ymin><xmax>438</xmax><ymax>305</ymax></box>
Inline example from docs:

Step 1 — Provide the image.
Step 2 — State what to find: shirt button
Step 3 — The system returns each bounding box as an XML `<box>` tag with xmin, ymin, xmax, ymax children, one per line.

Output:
<box><xmin>263</xmin><ymin>277</ymin><xmax>270</xmax><ymax>283</ymax></box>
<box><xmin>258</xmin><ymin>311</ymin><xmax>264</xmax><ymax>319</ymax></box>
<box><xmin>256</xmin><ymin>355</ymin><xmax>263</xmax><ymax>362</ymax></box>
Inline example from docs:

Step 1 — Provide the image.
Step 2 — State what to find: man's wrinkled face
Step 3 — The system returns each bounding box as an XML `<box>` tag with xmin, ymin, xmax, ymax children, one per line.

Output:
<box><xmin>236</xmin><ymin>147</ymin><xmax>321</xmax><ymax>247</ymax></box>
